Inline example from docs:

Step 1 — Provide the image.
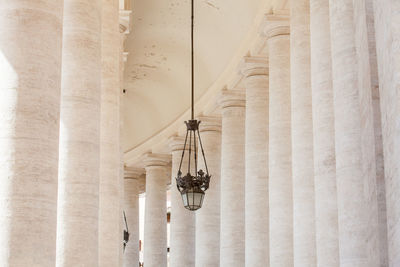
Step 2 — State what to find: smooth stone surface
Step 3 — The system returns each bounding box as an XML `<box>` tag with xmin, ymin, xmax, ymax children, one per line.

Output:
<box><xmin>329</xmin><ymin>0</ymin><xmax>380</xmax><ymax>265</ymax></box>
<box><xmin>169</xmin><ymin>136</ymin><xmax>195</xmax><ymax>267</ymax></box>
<box><xmin>219</xmin><ymin>90</ymin><xmax>246</xmax><ymax>267</ymax></box>
<box><xmin>265</xmin><ymin>15</ymin><xmax>294</xmax><ymax>267</ymax></box>
<box><xmin>143</xmin><ymin>153</ymin><xmax>170</xmax><ymax>267</ymax></box>
<box><xmin>56</xmin><ymin>0</ymin><xmax>102</xmax><ymax>266</ymax></box>
<box><xmin>99</xmin><ymin>0</ymin><xmax>121</xmax><ymax>266</ymax></box>
<box><xmin>195</xmin><ymin>116</ymin><xmax>222</xmax><ymax>267</ymax></box>
<box><xmin>290</xmin><ymin>1</ymin><xmax>317</xmax><ymax>266</ymax></box>
<box><xmin>373</xmin><ymin>0</ymin><xmax>400</xmax><ymax>265</ymax></box>
<box><xmin>123</xmin><ymin>169</ymin><xmax>142</xmax><ymax>267</ymax></box>
<box><xmin>241</xmin><ymin>56</ymin><xmax>270</xmax><ymax>267</ymax></box>
<box><xmin>0</xmin><ymin>1</ymin><xmax>63</xmax><ymax>265</ymax></box>
<box><xmin>310</xmin><ymin>0</ymin><xmax>340</xmax><ymax>266</ymax></box>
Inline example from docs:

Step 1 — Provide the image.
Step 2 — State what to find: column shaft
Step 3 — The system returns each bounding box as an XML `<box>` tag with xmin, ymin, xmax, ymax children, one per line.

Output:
<box><xmin>264</xmin><ymin>15</ymin><xmax>293</xmax><ymax>267</ymax></box>
<box><xmin>364</xmin><ymin>0</ymin><xmax>389</xmax><ymax>264</ymax></box>
<box><xmin>0</xmin><ymin>1</ymin><xmax>63</xmax><ymax>265</ymax></box>
<box><xmin>290</xmin><ymin>1</ymin><xmax>317</xmax><ymax>266</ymax></box>
<box><xmin>329</xmin><ymin>0</ymin><xmax>380</xmax><ymax>265</ymax></box>
<box><xmin>195</xmin><ymin>116</ymin><xmax>222</xmax><ymax>267</ymax></box>
<box><xmin>169</xmin><ymin>136</ymin><xmax>195</xmax><ymax>267</ymax></box>
<box><xmin>241</xmin><ymin>57</ymin><xmax>269</xmax><ymax>267</ymax></box>
<box><xmin>309</xmin><ymin>0</ymin><xmax>340</xmax><ymax>266</ymax></box>
<box><xmin>219</xmin><ymin>90</ymin><xmax>246</xmax><ymax>267</ymax></box>
<box><xmin>56</xmin><ymin>0</ymin><xmax>101</xmax><ymax>265</ymax></box>
<box><xmin>373</xmin><ymin>0</ymin><xmax>400</xmax><ymax>265</ymax></box>
<box><xmin>123</xmin><ymin>171</ymin><xmax>141</xmax><ymax>267</ymax></box>
<box><xmin>99</xmin><ymin>0</ymin><xmax>121</xmax><ymax>266</ymax></box>
<box><xmin>143</xmin><ymin>154</ymin><xmax>169</xmax><ymax>267</ymax></box>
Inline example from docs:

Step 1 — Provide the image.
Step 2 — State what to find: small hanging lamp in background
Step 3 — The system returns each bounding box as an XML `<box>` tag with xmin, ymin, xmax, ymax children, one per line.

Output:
<box><xmin>175</xmin><ymin>0</ymin><xmax>211</xmax><ymax>211</ymax></box>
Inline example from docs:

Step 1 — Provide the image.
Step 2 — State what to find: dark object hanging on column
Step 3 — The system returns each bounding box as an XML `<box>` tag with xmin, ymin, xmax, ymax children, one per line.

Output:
<box><xmin>123</xmin><ymin>211</ymin><xmax>130</xmax><ymax>251</ymax></box>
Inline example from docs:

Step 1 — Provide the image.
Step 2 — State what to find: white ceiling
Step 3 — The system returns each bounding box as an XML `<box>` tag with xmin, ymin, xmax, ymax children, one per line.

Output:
<box><xmin>122</xmin><ymin>0</ymin><xmax>286</xmax><ymax>151</ymax></box>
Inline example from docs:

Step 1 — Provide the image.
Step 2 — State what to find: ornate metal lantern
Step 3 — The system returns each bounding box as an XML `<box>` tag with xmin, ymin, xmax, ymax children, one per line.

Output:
<box><xmin>175</xmin><ymin>0</ymin><xmax>211</xmax><ymax>211</ymax></box>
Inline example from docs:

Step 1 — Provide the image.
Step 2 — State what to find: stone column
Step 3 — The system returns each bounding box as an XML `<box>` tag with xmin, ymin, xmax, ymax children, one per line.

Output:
<box><xmin>309</xmin><ymin>0</ymin><xmax>340</xmax><ymax>266</ymax></box>
<box><xmin>373</xmin><ymin>1</ymin><xmax>400</xmax><ymax>265</ymax></box>
<box><xmin>143</xmin><ymin>153</ymin><xmax>170</xmax><ymax>267</ymax></box>
<box><xmin>168</xmin><ymin>136</ymin><xmax>195</xmax><ymax>267</ymax></box>
<box><xmin>218</xmin><ymin>89</ymin><xmax>246</xmax><ymax>267</ymax></box>
<box><xmin>56</xmin><ymin>0</ymin><xmax>101</xmax><ymax>266</ymax></box>
<box><xmin>329</xmin><ymin>1</ymin><xmax>380</xmax><ymax>266</ymax></box>
<box><xmin>290</xmin><ymin>1</ymin><xmax>317</xmax><ymax>266</ymax></box>
<box><xmin>123</xmin><ymin>168</ymin><xmax>143</xmax><ymax>267</ymax></box>
<box><xmin>0</xmin><ymin>1</ymin><xmax>63</xmax><ymax>266</ymax></box>
<box><xmin>240</xmin><ymin>57</ymin><xmax>269</xmax><ymax>267</ymax></box>
<box><xmin>195</xmin><ymin>115</ymin><xmax>222</xmax><ymax>267</ymax></box>
<box><xmin>263</xmin><ymin>15</ymin><xmax>293</xmax><ymax>267</ymax></box>
<box><xmin>99</xmin><ymin>0</ymin><xmax>121</xmax><ymax>266</ymax></box>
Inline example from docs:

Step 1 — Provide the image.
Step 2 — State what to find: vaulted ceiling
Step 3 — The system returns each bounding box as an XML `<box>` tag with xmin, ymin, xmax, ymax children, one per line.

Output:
<box><xmin>123</xmin><ymin>0</ymin><xmax>288</xmax><ymax>152</ymax></box>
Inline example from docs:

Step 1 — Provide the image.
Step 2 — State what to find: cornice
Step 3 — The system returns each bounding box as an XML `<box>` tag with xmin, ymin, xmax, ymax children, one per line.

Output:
<box><xmin>262</xmin><ymin>14</ymin><xmax>290</xmax><ymax>39</ymax></box>
<box><xmin>197</xmin><ymin>115</ymin><xmax>222</xmax><ymax>133</ymax></box>
<box><xmin>218</xmin><ymin>89</ymin><xmax>246</xmax><ymax>109</ymax></box>
<box><xmin>124</xmin><ymin>167</ymin><xmax>144</xmax><ymax>179</ymax></box>
<box><xmin>239</xmin><ymin>56</ymin><xmax>269</xmax><ymax>77</ymax></box>
<box><xmin>142</xmin><ymin>152</ymin><xmax>171</xmax><ymax>168</ymax></box>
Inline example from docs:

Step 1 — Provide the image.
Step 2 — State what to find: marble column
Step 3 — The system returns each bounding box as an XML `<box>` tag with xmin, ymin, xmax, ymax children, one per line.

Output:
<box><xmin>168</xmin><ymin>136</ymin><xmax>195</xmax><ymax>267</ymax></box>
<box><xmin>240</xmin><ymin>57</ymin><xmax>269</xmax><ymax>267</ymax></box>
<box><xmin>218</xmin><ymin>89</ymin><xmax>246</xmax><ymax>267</ymax></box>
<box><xmin>309</xmin><ymin>0</ymin><xmax>340</xmax><ymax>266</ymax></box>
<box><xmin>0</xmin><ymin>1</ymin><xmax>63</xmax><ymax>265</ymax></box>
<box><xmin>98</xmin><ymin>0</ymin><xmax>121</xmax><ymax>266</ymax></box>
<box><xmin>263</xmin><ymin>15</ymin><xmax>293</xmax><ymax>267</ymax></box>
<box><xmin>329</xmin><ymin>1</ymin><xmax>380</xmax><ymax>266</ymax></box>
<box><xmin>56</xmin><ymin>0</ymin><xmax>101</xmax><ymax>266</ymax></box>
<box><xmin>290</xmin><ymin>1</ymin><xmax>317</xmax><ymax>266</ymax></box>
<box><xmin>363</xmin><ymin>0</ymin><xmax>389</xmax><ymax>265</ymax></box>
<box><xmin>373</xmin><ymin>1</ymin><xmax>400</xmax><ymax>265</ymax></box>
<box><xmin>195</xmin><ymin>115</ymin><xmax>222</xmax><ymax>267</ymax></box>
<box><xmin>143</xmin><ymin>153</ymin><xmax>170</xmax><ymax>267</ymax></box>
<box><xmin>123</xmin><ymin>168</ymin><xmax>143</xmax><ymax>267</ymax></box>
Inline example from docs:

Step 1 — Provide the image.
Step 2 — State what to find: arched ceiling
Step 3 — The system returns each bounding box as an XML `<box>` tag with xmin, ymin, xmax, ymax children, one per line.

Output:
<box><xmin>123</xmin><ymin>0</ymin><xmax>287</xmax><ymax>151</ymax></box>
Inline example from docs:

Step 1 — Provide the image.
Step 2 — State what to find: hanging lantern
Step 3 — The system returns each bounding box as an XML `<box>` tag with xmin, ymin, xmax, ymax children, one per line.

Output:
<box><xmin>176</xmin><ymin>120</ymin><xmax>210</xmax><ymax>211</ymax></box>
<box><xmin>175</xmin><ymin>0</ymin><xmax>211</xmax><ymax>211</ymax></box>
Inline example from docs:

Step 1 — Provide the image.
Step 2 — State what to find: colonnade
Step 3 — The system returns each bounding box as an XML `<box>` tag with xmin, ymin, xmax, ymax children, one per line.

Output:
<box><xmin>126</xmin><ymin>1</ymin><xmax>400</xmax><ymax>267</ymax></box>
<box><xmin>1</xmin><ymin>0</ymin><xmax>400</xmax><ymax>267</ymax></box>
<box><xmin>0</xmin><ymin>0</ymin><xmax>126</xmax><ymax>266</ymax></box>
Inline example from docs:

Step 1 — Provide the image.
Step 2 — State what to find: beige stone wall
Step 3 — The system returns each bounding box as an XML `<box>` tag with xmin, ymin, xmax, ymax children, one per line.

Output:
<box><xmin>0</xmin><ymin>1</ymin><xmax>63</xmax><ymax>266</ymax></box>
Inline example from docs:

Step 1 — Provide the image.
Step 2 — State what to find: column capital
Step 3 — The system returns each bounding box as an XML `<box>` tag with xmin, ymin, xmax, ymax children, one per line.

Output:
<box><xmin>124</xmin><ymin>167</ymin><xmax>144</xmax><ymax>179</ymax></box>
<box><xmin>197</xmin><ymin>115</ymin><xmax>222</xmax><ymax>133</ymax></box>
<box><xmin>143</xmin><ymin>153</ymin><xmax>171</xmax><ymax>168</ymax></box>
<box><xmin>239</xmin><ymin>56</ymin><xmax>269</xmax><ymax>77</ymax></box>
<box><xmin>218</xmin><ymin>89</ymin><xmax>246</xmax><ymax>109</ymax></box>
<box><xmin>168</xmin><ymin>136</ymin><xmax>190</xmax><ymax>152</ymax></box>
<box><xmin>262</xmin><ymin>14</ymin><xmax>290</xmax><ymax>39</ymax></box>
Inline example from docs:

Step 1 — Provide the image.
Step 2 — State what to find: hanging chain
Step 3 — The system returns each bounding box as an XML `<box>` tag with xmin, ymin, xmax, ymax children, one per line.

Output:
<box><xmin>191</xmin><ymin>0</ymin><xmax>195</xmax><ymax>120</ymax></box>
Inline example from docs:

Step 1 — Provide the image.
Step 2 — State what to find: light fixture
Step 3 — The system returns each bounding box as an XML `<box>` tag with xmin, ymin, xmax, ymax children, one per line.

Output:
<box><xmin>175</xmin><ymin>0</ymin><xmax>210</xmax><ymax>211</ymax></box>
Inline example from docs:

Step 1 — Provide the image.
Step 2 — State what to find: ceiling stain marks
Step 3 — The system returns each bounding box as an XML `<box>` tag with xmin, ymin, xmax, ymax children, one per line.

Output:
<box><xmin>204</xmin><ymin>1</ymin><xmax>220</xmax><ymax>10</ymax></box>
<box><xmin>138</xmin><ymin>64</ymin><xmax>157</xmax><ymax>69</ymax></box>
